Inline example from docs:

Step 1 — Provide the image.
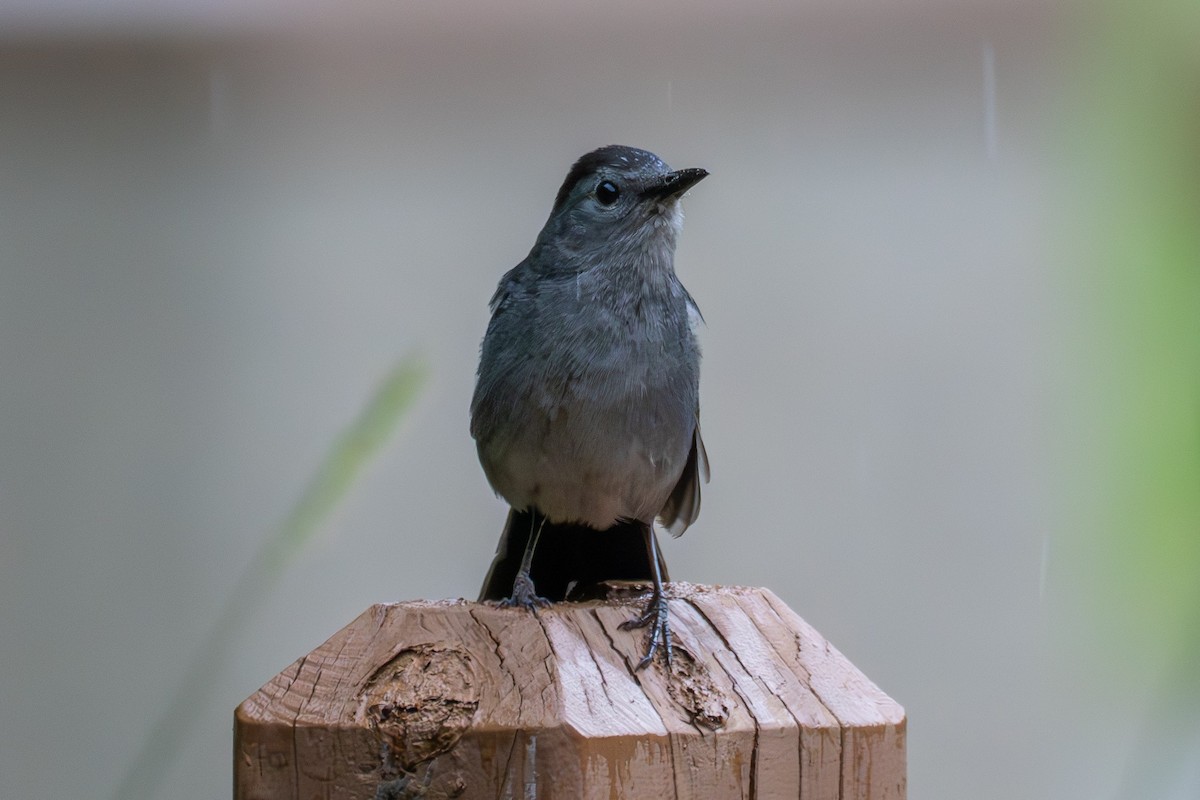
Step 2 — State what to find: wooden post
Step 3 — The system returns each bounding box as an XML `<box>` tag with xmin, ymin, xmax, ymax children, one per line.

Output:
<box><xmin>234</xmin><ymin>584</ymin><xmax>905</xmax><ymax>799</ymax></box>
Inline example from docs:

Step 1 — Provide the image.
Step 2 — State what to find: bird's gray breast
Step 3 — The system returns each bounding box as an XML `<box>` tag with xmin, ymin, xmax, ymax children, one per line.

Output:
<box><xmin>471</xmin><ymin>270</ymin><xmax>698</xmax><ymax>528</ymax></box>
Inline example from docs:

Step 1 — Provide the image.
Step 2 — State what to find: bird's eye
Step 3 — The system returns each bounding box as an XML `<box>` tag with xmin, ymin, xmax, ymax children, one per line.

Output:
<box><xmin>596</xmin><ymin>180</ymin><xmax>620</xmax><ymax>205</ymax></box>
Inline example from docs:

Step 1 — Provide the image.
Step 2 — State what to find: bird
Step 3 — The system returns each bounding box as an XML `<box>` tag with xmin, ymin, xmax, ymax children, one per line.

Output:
<box><xmin>471</xmin><ymin>145</ymin><xmax>709</xmax><ymax>669</ymax></box>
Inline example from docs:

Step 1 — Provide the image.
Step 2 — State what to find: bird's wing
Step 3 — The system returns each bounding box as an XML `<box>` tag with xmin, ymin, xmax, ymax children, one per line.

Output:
<box><xmin>658</xmin><ymin>416</ymin><xmax>709</xmax><ymax>538</ymax></box>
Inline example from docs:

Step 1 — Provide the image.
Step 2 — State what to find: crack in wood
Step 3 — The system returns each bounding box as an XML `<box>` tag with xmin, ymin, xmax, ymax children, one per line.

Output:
<box><xmin>495</xmin><ymin>730</ymin><xmax>519</xmax><ymax>800</ymax></box>
<box><xmin>585</xmin><ymin>609</ymin><xmax>615</xmax><ymax>707</ymax></box>
<box><xmin>234</xmin><ymin>587</ymin><xmax>904</xmax><ymax>799</ymax></box>
<box><xmin>683</xmin><ymin>598</ymin><xmax>763</xmax><ymax>796</ymax></box>
<box><xmin>757</xmin><ymin>593</ymin><xmax>840</xmax><ymax>725</ymax></box>
<box><xmin>589</xmin><ymin>609</ymin><xmax>686</xmax><ymax>797</ymax></box>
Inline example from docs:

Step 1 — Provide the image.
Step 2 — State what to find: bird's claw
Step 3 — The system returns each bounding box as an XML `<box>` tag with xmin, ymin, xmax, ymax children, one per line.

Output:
<box><xmin>620</xmin><ymin>592</ymin><xmax>672</xmax><ymax>669</ymax></box>
<box><xmin>500</xmin><ymin>572</ymin><xmax>551</xmax><ymax>613</ymax></box>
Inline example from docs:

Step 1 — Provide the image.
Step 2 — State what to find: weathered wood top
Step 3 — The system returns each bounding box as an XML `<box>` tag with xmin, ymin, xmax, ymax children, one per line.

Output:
<box><xmin>235</xmin><ymin>583</ymin><xmax>905</xmax><ymax>799</ymax></box>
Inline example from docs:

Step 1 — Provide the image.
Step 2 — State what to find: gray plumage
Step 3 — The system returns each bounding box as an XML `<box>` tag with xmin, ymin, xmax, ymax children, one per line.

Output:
<box><xmin>472</xmin><ymin>145</ymin><xmax>707</xmax><ymax>532</ymax></box>
<box><xmin>471</xmin><ymin>145</ymin><xmax>709</xmax><ymax>665</ymax></box>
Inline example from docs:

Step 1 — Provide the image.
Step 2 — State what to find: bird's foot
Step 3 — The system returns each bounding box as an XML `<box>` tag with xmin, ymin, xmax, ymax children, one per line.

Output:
<box><xmin>619</xmin><ymin>591</ymin><xmax>672</xmax><ymax>670</ymax></box>
<box><xmin>499</xmin><ymin>571</ymin><xmax>551</xmax><ymax>613</ymax></box>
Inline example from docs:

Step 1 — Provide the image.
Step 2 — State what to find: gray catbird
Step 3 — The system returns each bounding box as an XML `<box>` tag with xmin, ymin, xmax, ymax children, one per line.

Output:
<box><xmin>471</xmin><ymin>145</ymin><xmax>709</xmax><ymax>668</ymax></box>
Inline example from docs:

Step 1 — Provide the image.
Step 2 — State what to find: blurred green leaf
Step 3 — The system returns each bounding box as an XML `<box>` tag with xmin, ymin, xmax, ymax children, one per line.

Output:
<box><xmin>1066</xmin><ymin>1</ymin><xmax>1200</xmax><ymax>795</ymax></box>
<box><xmin>264</xmin><ymin>356</ymin><xmax>430</xmax><ymax>572</ymax></box>
<box><xmin>111</xmin><ymin>354</ymin><xmax>428</xmax><ymax>800</ymax></box>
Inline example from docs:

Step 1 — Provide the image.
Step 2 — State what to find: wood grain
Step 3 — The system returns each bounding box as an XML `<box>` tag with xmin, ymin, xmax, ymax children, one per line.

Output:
<box><xmin>235</xmin><ymin>584</ymin><xmax>905</xmax><ymax>799</ymax></box>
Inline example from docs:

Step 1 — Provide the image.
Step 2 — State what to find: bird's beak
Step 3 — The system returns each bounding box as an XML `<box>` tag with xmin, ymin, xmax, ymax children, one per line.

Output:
<box><xmin>641</xmin><ymin>167</ymin><xmax>709</xmax><ymax>200</ymax></box>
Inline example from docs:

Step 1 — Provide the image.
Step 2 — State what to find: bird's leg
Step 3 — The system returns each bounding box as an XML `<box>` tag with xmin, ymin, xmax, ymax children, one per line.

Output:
<box><xmin>500</xmin><ymin>510</ymin><xmax>550</xmax><ymax>611</ymax></box>
<box><xmin>619</xmin><ymin>523</ymin><xmax>672</xmax><ymax>669</ymax></box>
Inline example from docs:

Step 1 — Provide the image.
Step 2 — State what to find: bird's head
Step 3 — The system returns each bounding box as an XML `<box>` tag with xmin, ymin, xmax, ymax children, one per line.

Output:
<box><xmin>539</xmin><ymin>145</ymin><xmax>707</xmax><ymax>263</ymax></box>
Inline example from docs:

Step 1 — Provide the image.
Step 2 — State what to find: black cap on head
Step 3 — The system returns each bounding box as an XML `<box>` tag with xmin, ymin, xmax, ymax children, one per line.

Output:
<box><xmin>551</xmin><ymin>145</ymin><xmax>670</xmax><ymax>214</ymax></box>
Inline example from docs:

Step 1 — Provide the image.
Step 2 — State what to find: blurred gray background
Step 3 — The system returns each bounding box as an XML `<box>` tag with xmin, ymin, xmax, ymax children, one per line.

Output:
<box><xmin>4</xmin><ymin>2</ymin><xmax>1198</xmax><ymax>799</ymax></box>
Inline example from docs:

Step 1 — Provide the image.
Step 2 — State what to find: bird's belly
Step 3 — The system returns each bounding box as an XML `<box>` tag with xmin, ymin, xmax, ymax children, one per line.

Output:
<box><xmin>480</xmin><ymin>388</ymin><xmax>692</xmax><ymax>528</ymax></box>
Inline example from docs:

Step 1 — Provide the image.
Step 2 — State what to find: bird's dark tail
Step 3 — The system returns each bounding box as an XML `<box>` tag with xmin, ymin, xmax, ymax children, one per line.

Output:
<box><xmin>478</xmin><ymin>509</ymin><xmax>669</xmax><ymax>602</ymax></box>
